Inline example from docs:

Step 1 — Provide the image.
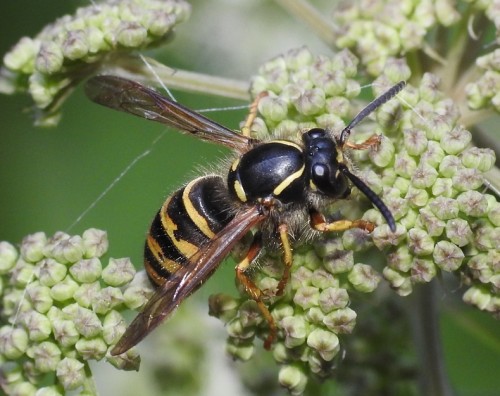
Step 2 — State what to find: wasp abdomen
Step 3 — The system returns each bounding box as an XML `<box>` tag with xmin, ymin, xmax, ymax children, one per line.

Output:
<box><xmin>144</xmin><ymin>175</ymin><xmax>234</xmax><ymax>286</ymax></box>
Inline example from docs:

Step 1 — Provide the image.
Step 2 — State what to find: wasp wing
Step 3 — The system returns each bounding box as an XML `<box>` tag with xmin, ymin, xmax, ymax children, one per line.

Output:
<box><xmin>111</xmin><ymin>205</ymin><xmax>266</xmax><ymax>355</ymax></box>
<box><xmin>85</xmin><ymin>75</ymin><xmax>255</xmax><ymax>152</ymax></box>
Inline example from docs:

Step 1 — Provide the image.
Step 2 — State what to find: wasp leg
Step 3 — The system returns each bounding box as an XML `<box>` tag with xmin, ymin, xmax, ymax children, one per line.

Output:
<box><xmin>241</xmin><ymin>92</ymin><xmax>268</xmax><ymax>137</ymax></box>
<box><xmin>276</xmin><ymin>223</ymin><xmax>293</xmax><ymax>296</ymax></box>
<box><xmin>235</xmin><ymin>232</ymin><xmax>276</xmax><ymax>350</ymax></box>
<box><xmin>310</xmin><ymin>209</ymin><xmax>376</xmax><ymax>233</ymax></box>
<box><xmin>344</xmin><ymin>134</ymin><xmax>381</xmax><ymax>150</ymax></box>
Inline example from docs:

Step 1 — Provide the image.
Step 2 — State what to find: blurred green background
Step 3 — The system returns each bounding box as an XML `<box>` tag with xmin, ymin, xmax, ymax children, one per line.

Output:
<box><xmin>0</xmin><ymin>1</ymin><xmax>499</xmax><ymax>396</ymax></box>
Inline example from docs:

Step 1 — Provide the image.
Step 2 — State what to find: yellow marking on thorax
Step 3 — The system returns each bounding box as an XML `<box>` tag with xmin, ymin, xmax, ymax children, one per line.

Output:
<box><xmin>233</xmin><ymin>180</ymin><xmax>247</xmax><ymax>202</ymax></box>
<box><xmin>273</xmin><ymin>164</ymin><xmax>305</xmax><ymax>196</ymax></box>
<box><xmin>182</xmin><ymin>180</ymin><xmax>215</xmax><ymax>239</ymax></box>
<box><xmin>271</xmin><ymin>140</ymin><xmax>302</xmax><ymax>150</ymax></box>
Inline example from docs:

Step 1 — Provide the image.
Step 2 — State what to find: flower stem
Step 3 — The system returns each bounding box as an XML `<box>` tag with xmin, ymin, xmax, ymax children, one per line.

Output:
<box><xmin>407</xmin><ymin>282</ymin><xmax>454</xmax><ymax>396</ymax></box>
<box><xmin>105</xmin><ymin>54</ymin><xmax>251</xmax><ymax>101</ymax></box>
<box><xmin>274</xmin><ymin>0</ymin><xmax>337</xmax><ymax>47</ymax></box>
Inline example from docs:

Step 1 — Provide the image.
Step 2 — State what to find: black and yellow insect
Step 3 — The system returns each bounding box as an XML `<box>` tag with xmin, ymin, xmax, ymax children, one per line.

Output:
<box><xmin>85</xmin><ymin>76</ymin><xmax>404</xmax><ymax>354</ymax></box>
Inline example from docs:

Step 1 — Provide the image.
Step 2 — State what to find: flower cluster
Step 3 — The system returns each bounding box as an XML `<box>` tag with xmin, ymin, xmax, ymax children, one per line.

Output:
<box><xmin>331</xmin><ymin>0</ymin><xmax>463</xmax><ymax>75</ymax></box>
<box><xmin>0</xmin><ymin>0</ymin><xmax>190</xmax><ymax>125</ymax></box>
<box><xmin>0</xmin><ymin>229</ymin><xmax>153</xmax><ymax>395</ymax></box>
<box><xmin>209</xmin><ymin>47</ymin><xmax>499</xmax><ymax>394</ymax></box>
<box><xmin>466</xmin><ymin>49</ymin><xmax>500</xmax><ymax>112</ymax></box>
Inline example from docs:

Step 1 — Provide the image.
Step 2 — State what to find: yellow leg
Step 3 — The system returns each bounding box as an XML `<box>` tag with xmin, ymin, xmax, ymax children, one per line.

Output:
<box><xmin>344</xmin><ymin>134</ymin><xmax>381</xmax><ymax>150</ymax></box>
<box><xmin>310</xmin><ymin>210</ymin><xmax>375</xmax><ymax>233</ymax></box>
<box><xmin>235</xmin><ymin>233</ymin><xmax>276</xmax><ymax>350</ymax></box>
<box><xmin>241</xmin><ymin>92</ymin><xmax>268</xmax><ymax>137</ymax></box>
<box><xmin>276</xmin><ymin>224</ymin><xmax>293</xmax><ymax>296</ymax></box>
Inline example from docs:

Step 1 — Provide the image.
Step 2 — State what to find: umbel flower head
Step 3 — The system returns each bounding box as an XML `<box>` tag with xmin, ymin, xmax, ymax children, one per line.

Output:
<box><xmin>209</xmin><ymin>47</ymin><xmax>499</xmax><ymax>394</ymax></box>
<box><xmin>0</xmin><ymin>0</ymin><xmax>190</xmax><ymax>126</ymax></box>
<box><xmin>0</xmin><ymin>229</ymin><xmax>153</xmax><ymax>394</ymax></box>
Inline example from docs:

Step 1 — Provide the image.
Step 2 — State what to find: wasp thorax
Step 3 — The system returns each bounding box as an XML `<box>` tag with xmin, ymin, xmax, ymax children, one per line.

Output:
<box><xmin>227</xmin><ymin>141</ymin><xmax>306</xmax><ymax>204</ymax></box>
<box><xmin>303</xmin><ymin>128</ymin><xmax>350</xmax><ymax>198</ymax></box>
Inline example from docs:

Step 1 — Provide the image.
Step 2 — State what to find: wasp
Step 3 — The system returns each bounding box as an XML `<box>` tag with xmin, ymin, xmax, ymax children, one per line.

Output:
<box><xmin>85</xmin><ymin>76</ymin><xmax>404</xmax><ymax>354</ymax></box>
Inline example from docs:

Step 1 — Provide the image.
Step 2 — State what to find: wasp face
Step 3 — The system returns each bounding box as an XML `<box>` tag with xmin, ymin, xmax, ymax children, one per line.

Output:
<box><xmin>303</xmin><ymin>128</ymin><xmax>350</xmax><ymax>198</ymax></box>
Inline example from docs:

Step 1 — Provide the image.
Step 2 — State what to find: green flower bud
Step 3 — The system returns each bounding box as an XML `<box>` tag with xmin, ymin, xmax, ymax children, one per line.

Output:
<box><xmin>411</xmin><ymin>162</ymin><xmax>438</xmax><ymax>189</ymax></box>
<box><xmin>50</xmin><ymin>275</ymin><xmax>79</xmax><ymax>302</ymax></box>
<box><xmin>318</xmin><ymin>287</ymin><xmax>349</xmax><ymax>313</ymax></box>
<box><xmin>56</xmin><ymin>357</ymin><xmax>85</xmax><ymax>390</ymax></box>
<box><xmin>49</xmin><ymin>233</ymin><xmax>84</xmax><ymax>264</ymax></box>
<box><xmin>440</xmin><ymin>126</ymin><xmax>471</xmax><ymax>155</ymax></box>
<box><xmin>62</xmin><ymin>30</ymin><xmax>89</xmax><ymax>60</ymax></box>
<box><xmin>10</xmin><ymin>260</ymin><xmax>35</xmax><ymax>287</ymax></box>
<box><xmin>306</xmin><ymin>307</ymin><xmax>325</xmax><ymax>324</ymax></box>
<box><xmin>433</xmin><ymin>241</ymin><xmax>464</xmax><ymax>271</ymax></box>
<box><xmin>403</xmin><ymin>128</ymin><xmax>427</xmax><ymax>155</ymax></box>
<box><xmin>208</xmin><ymin>293</ymin><xmax>239</xmax><ymax>323</ymax></box>
<box><xmin>452</xmin><ymin>168</ymin><xmax>483</xmax><ymax>191</ymax></box>
<box><xmin>410</xmin><ymin>258</ymin><xmax>437</xmax><ymax>283</ymax></box>
<box><xmin>62</xmin><ymin>304</ymin><xmax>102</xmax><ymax>338</ymax></box>
<box><xmin>387</xmin><ymin>245</ymin><xmax>413</xmax><ymax>272</ymax></box>
<box><xmin>26</xmin><ymin>282</ymin><xmax>53</xmax><ymax>313</ymax></box>
<box><xmin>322</xmin><ymin>249</ymin><xmax>354</xmax><ymax>274</ymax></box>
<box><xmin>405</xmin><ymin>186</ymin><xmax>429</xmax><ymax>207</ymax></box>
<box><xmin>92</xmin><ymin>286</ymin><xmax>123</xmax><ymax>315</ymax></box>
<box><xmin>3</xmin><ymin>37</ymin><xmax>37</xmax><ymax>73</ymax></box>
<box><xmin>22</xmin><ymin>310</ymin><xmax>52</xmax><ymax>342</ymax></box>
<box><xmin>106</xmin><ymin>347</ymin><xmax>141</xmax><ymax>371</ymax></box>
<box><xmin>463</xmin><ymin>285</ymin><xmax>491</xmax><ymax>310</ymax></box>
<box><xmin>82</xmin><ymin>228</ymin><xmax>108</xmax><ymax>258</ymax></box>
<box><xmin>446</xmin><ymin>219</ymin><xmax>473</xmax><ymax>246</ymax></box>
<box><xmin>227</xmin><ymin>318</ymin><xmax>255</xmax><ymax>340</ymax></box>
<box><xmin>408</xmin><ymin>228</ymin><xmax>435</xmax><ymax>256</ymax></box>
<box><xmin>272</xmin><ymin>303</ymin><xmax>295</xmax><ymax>322</ymax></box>
<box><xmin>307</xmin><ymin>328</ymin><xmax>340</xmax><ymax>361</ymax></box>
<box><xmin>293</xmin><ymin>286</ymin><xmax>320</xmax><ymax>310</ymax></box>
<box><xmin>348</xmin><ymin>263</ymin><xmax>381</xmax><ymax>292</ymax></box>
<box><xmin>279</xmin><ymin>364</ymin><xmax>308</xmax><ymax>396</ymax></box>
<box><xmin>281</xmin><ymin>315</ymin><xmax>307</xmax><ymax>348</ymax></box>
<box><xmin>431</xmin><ymin>177</ymin><xmax>453</xmax><ymax>197</ymax></box>
<box><xmin>10</xmin><ymin>382</ymin><xmax>37</xmax><ymax>396</ymax></box>
<box><xmin>102</xmin><ymin>257</ymin><xmax>135</xmax><ymax>286</ymax></box>
<box><xmin>323</xmin><ymin>307</ymin><xmax>357</xmax><ymax>334</ymax></box>
<box><xmin>461</xmin><ymin>147</ymin><xmax>496</xmax><ymax>172</ymax></box>
<box><xmin>27</xmin><ymin>341</ymin><xmax>61</xmax><ymax>372</ymax></box>
<box><xmin>38</xmin><ymin>258</ymin><xmax>67</xmax><ymax>287</ymax></box>
<box><xmin>225</xmin><ymin>339</ymin><xmax>254</xmax><ymax>361</ymax></box>
<box><xmin>438</xmin><ymin>155</ymin><xmax>461</xmax><ymax>177</ymax></box>
<box><xmin>294</xmin><ymin>88</ymin><xmax>325</xmax><ymax>115</ymax></box>
<box><xmin>342</xmin><ymin>228</ymin><xmax>373</xmax><ymax>252</ymax></box>
<box><xmin>394</xmin><ymin>151</ymin><xmax>417</xmax><ymax>178</ymax></box>
<box><xmin>429</xmin><ymin>197</ymin><xmax>459</xmax><ymax>220</ymax></box>
<box><xmin>73</xmin><ymin>282</ymin><xmax>101</xmax><ymax>308</ymax></box>
<box><xmin>457</xmin><ymin>191</ymin><xmax>489</xmax><ymax>217</ymax></box>
<box><xmin>75</xmin><ymin>337</ymin><xmax>107</xmax><ymax>360</ymax></box>
<box><xmin>258</xmin><ymin>95</ymin><xmax>288</xmax><ymax>122</ymax></box>
<box><xmin>272</xmin><ymin>342</ymin><xmax>291</xmax><ymax>363</ymax></box>
<box><xmin>372</xmin><ymin>224</ymin><xmax>406</xmax><ymax>250</ymax></box>
<box><xmin>421</xmin><ymin>141</ymin><xmax>445</xmax><ymax>168</ymax></box>
<box><xmin>0</xmin><ymin>326</ymin><xmax>29</xmax><ymax>359</ymax></box>
<box><xmin>52</xmin><ymin>319</ymin><xmax>80</xmax><ymax>347</ymax></box>
<box><xmin>115</xmin><ymin>21</ymin><xmax>148</xmax><ymax>47</ymax></box>
<box><xmin>310</xmin><ymin>268</ymin><xmax>338</xmax><ymax>290</ymax></box>
<box><xmin>35</xmin><ymin>386</ymin><xmax>63</xmax><ymax>396</ymax></box>
<box><xmin>487</xmin><ymin>201</ymin><xmax>500</xmax><ymax>227</ymax></box>
<box><xmin>285</xmin><ymin>46</ymin><xmax>314</xmax><ymax>70</ymax></box>
<box><xmin>69</xmin><ymin>258</ymin><xmax>102</xmax><ymax>283</ymax></box>
<box><xmin>102</xmin><ymin>311</ymin><xmax>126</xmax><ymax>346</ymax></box>
<box><xmin>369</xmin><ymin>136</ymin><xmax>395</xmax><ymax>167</ymax></box>
<box><xmin>290</xmin><ymin>266</ymin><xmax>313</xmax><ymax>289</ymax></box>
<box><xmin>0</xmin><ymin>241</ymin><xmax>18</xmax><ymax>273</ymax></box>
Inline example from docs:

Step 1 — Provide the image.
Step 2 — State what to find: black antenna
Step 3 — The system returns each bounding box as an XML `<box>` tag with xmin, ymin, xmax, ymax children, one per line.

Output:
<box><xmin>340</xmin><ymin>81</ymin><xmax>406</xmax><ymax>146</ymax></box>
<box><xmin>339</xmin><ymin>165</ymin><xmax>396</xmax><ymax>232</ymax></box>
